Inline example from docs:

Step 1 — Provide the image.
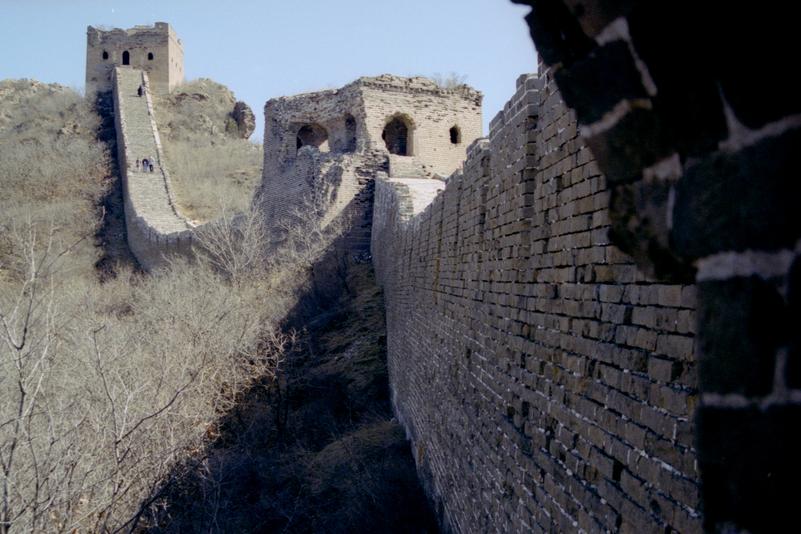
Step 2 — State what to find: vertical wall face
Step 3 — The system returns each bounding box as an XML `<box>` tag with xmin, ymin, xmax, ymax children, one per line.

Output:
<box><xmin>86</xmin><ymin>23</ymin><xmax>183</xmax><ymax>95</ymax></box>
<box><xmin>372</xmin><ymin>72</ymin><xmax>701</xmax><ymax>532</ymax></box>
<box><xmin>359</xmin><ymin>76</ymin><xmax>483</xmax><ymax>177</ymax></box>
<box><xmin>258</xmin><ymin>86</ymin><xmax>372</xmax><ymax>242</ymax></box>
<box><xmin>166</xmin><ymin>26</ymin><xmax>185</xmax><ymax>93</ymax></box>
<box><xmin>514</xmin><ymin>3</ymin><xmax>800</xmax><ymax>531</ymax></box>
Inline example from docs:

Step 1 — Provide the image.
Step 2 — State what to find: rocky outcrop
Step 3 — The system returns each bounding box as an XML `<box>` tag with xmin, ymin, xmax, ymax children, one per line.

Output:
<box><xmin>231</xmin><ymin>101</ymin><xmax>255</xmax><ymax>139</ymax></box>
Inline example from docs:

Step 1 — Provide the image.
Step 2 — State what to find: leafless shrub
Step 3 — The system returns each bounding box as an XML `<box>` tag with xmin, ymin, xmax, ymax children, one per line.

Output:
<box><xmin>0</xmin><ymin>217</ymin><xmax>292</xmax><ymax>532</ymax></box>
<box><xmin>0</xmin><ymin>81</ymin><xmax>111</xmax><ymax>283</ymax></box>
<box><xmin>430</xmin><ymin>72</ymin><xmax>468</xmax><ymax>89</ymax></box>
<box><xmin>152</xmin><ymin>80</ymin><xmax>262</xmax><ymax>222</ymax></box>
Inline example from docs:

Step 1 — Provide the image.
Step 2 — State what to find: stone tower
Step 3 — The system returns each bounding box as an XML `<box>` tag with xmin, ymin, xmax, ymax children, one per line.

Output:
<box><xmin>85</xmin><ymin>22</ymin><xmax>184</xmax><ymax>95</ymax></box>
<box><xmin>258</xmin><ymin>75</ymin><xmax>483</xmax><ymax>251</ymax></box>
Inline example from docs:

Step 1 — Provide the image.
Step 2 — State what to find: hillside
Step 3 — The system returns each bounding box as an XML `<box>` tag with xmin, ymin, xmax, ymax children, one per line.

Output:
<box><xmin>0</xmin><ymin>79</ymin><xmax>115</xmax><ymax>282</ymax></box>
<box><xmin>153</xmin><ymin>79</ymin><xmax>262</xmax><ymax>222</ymax></box>
<box><xmin>0</xmin><ymin>79</ymin><xmax>433</xmax><ymax>533</ymax></box>
<box><xmin>145</xmin><ymin>264</ymin><xmax>437</xmax><ymax>532</ymax></box>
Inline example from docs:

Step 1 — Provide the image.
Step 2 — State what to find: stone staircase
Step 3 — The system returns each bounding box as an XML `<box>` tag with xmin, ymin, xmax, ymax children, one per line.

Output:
<box><xmin>388</xmin><ymin>155</ymin><xmax>430</xmax><ymax>179</ymax></box>
<box><xmin>112</xmin><ymin>67</ymin><xmax>195</xmax><ymax>269</ymax></box>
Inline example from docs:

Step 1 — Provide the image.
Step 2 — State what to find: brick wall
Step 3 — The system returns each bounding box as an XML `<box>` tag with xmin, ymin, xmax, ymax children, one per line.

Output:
<box><xmin>359</xmin><ymin>75</ymin><xmax>483</xmax><ymax>177</ymax></box>
<box><xmin>513</xmin><ymin>3</ymin><xmax>800</xmax><ymax>531</ymax></box>
<box><xmin>259</xmin><ymin>75</ymin><xmax>483</xmax><ymax>252</ymax></box>
<box><xmin>87</xmin><ymin>23</ymin><xmax>183</xmax><ymax>95</ymax></box>
<box><xmin>112</xmin><ymin>67</ymin><xmax>195</xmax><ymax>269</ymax></box>
<box><xmin>372</xmin><ymin>72</ymin><xmax>701</xmax><ymax>532</ymax></box>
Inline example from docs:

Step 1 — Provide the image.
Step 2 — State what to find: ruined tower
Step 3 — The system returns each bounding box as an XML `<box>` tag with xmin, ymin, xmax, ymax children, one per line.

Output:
<box><xmin>258</xmin><ymin>75</ymin><xmax>483</xmax><ymax>250</ymax></box>
<box><xmin>85</xmin><ymin>22</ymin><xmax>184</xmax><ymax>95</ymax></box>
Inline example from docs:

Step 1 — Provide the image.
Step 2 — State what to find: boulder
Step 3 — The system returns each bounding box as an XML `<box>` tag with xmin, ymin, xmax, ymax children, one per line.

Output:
<box><xmin>231</xmin><ymin>101</ymin><xmax>255</xmax><ymax>139</ymax></box>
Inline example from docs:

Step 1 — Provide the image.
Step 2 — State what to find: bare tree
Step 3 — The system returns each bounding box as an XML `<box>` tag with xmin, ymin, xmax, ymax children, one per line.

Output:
<box><xmin>1</xmin><ymin>219</ymin><xmax>288</xmax><ymax>532</ymax></box>
<box><xmin>192</xmin><ymin>203</ymin><xmax>269</xmax><ymax>285</ymax></box>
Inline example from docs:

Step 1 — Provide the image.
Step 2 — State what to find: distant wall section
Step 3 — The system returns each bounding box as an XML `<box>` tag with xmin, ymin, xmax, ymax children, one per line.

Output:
<box><xmin>112</xmin><ymin>67</ymin><xmax>195</xmax><ymax>270</ymax></box>
<box><xmin>258</xmin><ymin>75</ymin><xmax>483</xmax><ymax>252</ymax></box>
<box><xmin>360</xmin><ymin>76</ymin><xmax>483</xmax><ymax>178</ymax></box>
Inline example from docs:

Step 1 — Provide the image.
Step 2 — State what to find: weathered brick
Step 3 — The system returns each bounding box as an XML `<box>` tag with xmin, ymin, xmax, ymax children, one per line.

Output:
<box><xmin>672</xmin><ymin>129</ymin><xmax>801</xmax><ymax>258</ymax></box>
<box><xmin>371</xmin><ymin>62</ymin><xmax>698</xmax><ymax>532</ymax></box>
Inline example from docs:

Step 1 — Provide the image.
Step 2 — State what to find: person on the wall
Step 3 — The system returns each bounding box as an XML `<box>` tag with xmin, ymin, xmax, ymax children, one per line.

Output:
<box><xmin>137</xmin><ymin>85</ymin><xmax>144</xmax><ymax>97</ymax></box>
<box><xmin>135</xmin><ymin>159</ymin><xmax>140</xmax><ymax>170</ymax></box>
<box><xmin>142</xmin><ymin>158</ymin><xmax>149</xmax><ymax>171</ymax></box>
<box><xmin>149</xmin><ymin>163</ymin><xmax>154</xmax><ymax>172</ymax></box>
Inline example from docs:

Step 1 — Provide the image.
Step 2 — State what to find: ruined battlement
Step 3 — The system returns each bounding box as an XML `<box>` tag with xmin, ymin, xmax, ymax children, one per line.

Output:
<box><xmin>262</xmin><ymin>74</ymin><xmax>483</xmax><ymax>177</ymax></box>
<box><xmin>86</xmin><ymin>22</ymin><xmax>184</xmax><ymax>95</ymax></box>
<box><xmin>356</xmin><ymin>74</ymin><xmax>483</xmax><ymax>103</ymax></box>
<box><xmin>259</xmin><ymin>74</ymin><xmax>483</xmax><ymax>251</ymax></box>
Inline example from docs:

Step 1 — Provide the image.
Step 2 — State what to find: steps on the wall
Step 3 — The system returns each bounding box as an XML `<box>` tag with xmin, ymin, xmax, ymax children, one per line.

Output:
<box><xmin>113</xmin><ymin>67</ymin><xmax>195</xmax><ymax>268</ymax></box>
<box><xmin>388</xmin><ymin>155</ymin><xmax>431</xmax><ymax>179</ymax></box>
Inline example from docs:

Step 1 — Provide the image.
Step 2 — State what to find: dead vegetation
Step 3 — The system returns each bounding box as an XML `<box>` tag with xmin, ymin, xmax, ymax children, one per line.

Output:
<box><xmin>153</xmin><ymin>79</ymin><xmax>262</xmax><ymax>222</ymax></box>
<box><xmin>142</xmin><ymin>263</ymin><xmax>438</xmax><ymax>533</ymax></box>
<box><xmin>1</xmin><ymin>80</ymin><xmax>435</xmax><ymax>533</ymax></box>
<box><xmin>0</xmin><ymin>80</ymin><xmax>112</xmax><ymax>283</ymax></box>
<box><xmin>0</xmin><ymin>81</ymin><xmax>278</xmax><ymax>532</ymax></box>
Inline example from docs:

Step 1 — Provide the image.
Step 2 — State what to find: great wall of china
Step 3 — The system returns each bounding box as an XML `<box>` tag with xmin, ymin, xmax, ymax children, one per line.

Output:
<box><xmin>91</xmin><ymin>3</ymin><xmax>799</xmax><ymax>530</ymax></box>
<box><xmin>372</xmin><ymin>73</ymin><xmax>699</xmax><ymax>532</ymax></box>
<box><xmin>111</xmin><ymin>66</ymin><xmax>196</xmax><ymax>270</ymax></box>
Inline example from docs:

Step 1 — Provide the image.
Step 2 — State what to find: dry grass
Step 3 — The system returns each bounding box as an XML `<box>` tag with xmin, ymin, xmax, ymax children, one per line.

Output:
<box><xmin>1</xmin><ymin>79</ymin><xmax>431</xmax><ymax>533</ymax></box>
<box><xmin>0</xmin><ymin>80</ymin><xmax>111</xmax><ymax>282</ymax></box>
<box><xmin>1</xmin><ymin>80</ymin><xmax>287</xmax><ymax>532</ymax></box>
<box><xmin>153</xmin><ymin>79</ymin><xmax>262</xmax><ymax>222</ymax></box>
<box><xmin>162</xmin><ymin>139</ymin><xmax>262</xmax><ymax>220</ymax></box>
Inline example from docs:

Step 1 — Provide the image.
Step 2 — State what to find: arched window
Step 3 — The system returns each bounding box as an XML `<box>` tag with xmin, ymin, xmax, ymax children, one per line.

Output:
<box><xmin>148</xmin><ymin>52</ymin><xmax>154</xmax><ymax>61</ymax></box>
<box><xmin>450</xmin><ymin>126</ymin><xmax>461</xmax><ymax>145</ymax></box>
<box><xmin>344</xmin><ymin>114</ymin><xmax>357</xmax><ymax>152</ymax></box>
<box><xmin>102</xmin><ymin>50</ymin><xmax>109</xmax><ymax>60</ymax></box>
<box><xmin>296</xmin><ymin>123</ymin><xmax>329</xmax><ymax>153</ymax></box>
<box><xmin>122</xmin><ymin>50</ymin><xmax>130</xmax><ymax>65</ymax></box>
<box><xmin>382</xmin><ymin>116</ymin><xmax>413</xmax><ymax>156</ymax></box>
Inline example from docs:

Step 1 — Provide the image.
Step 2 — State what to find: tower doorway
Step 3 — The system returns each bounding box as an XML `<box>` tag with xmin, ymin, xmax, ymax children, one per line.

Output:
<box><xmin>382</xmin><ymin>116</ymin><xmax>412</xmax><ymax>156</ymax></box>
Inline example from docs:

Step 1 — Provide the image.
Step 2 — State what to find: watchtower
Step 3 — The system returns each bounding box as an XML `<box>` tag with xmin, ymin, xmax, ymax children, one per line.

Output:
<box><xmin>85</xmin><ymin>22</ymin><xmax>184</xmax><ymax>95</ymax></box>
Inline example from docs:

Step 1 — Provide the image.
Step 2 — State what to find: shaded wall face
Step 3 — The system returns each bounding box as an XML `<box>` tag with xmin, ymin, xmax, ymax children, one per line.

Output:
<box><xmin>513</xmin><ymin>2</ymin><xmax>800</xmax><ymax>531</ymax></box>
<box><xmin>360</xmin><ymin>87</ymin><xmax>482</xmax><ymax>177</ymax></box>
<box><xmin>166</xmin><ymin>31</ymin><xmax>184</xmax><ymax>92</ymax></box>
<box><xmin>372</xmin><ymin>72</ymin><xmax>700</xmax><ymax>533</ymax></box>
<box><xmin>259</xmin><ymin>91</ymin><xmax>377</xmax><ymax>252</ymax></box>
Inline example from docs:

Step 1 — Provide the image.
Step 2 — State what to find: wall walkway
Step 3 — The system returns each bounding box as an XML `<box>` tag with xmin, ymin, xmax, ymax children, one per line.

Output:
<box><xmin>112</xmin><ymin>66</ymin><xmax>195</xmax><ymax>269</ymax></box>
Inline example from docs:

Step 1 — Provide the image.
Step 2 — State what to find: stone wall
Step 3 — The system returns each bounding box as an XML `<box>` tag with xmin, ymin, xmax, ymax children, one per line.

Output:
<box><xmin>112</xmin><ymin>67</ymin><xmax>195</xmax><ymax>269</ymax></box>
<box><xmin>87</xmin><ymin>23</ymin><xmax>184</xmax><ymax>95</ymax></box>
<box><xmin>259</xmin><ymin>75</ymin><xmax>482</xmax><ymax>251</ymax></box>
<box><xmin>513</xmin><ymin>3</ymin><xmax>800</xmax><ymax>531</ymax></box>
<box><xmin>359</xmin><ymin>75</ymin><xmax>483</xmax><ymax>177</ymax></box>
<box><xmin>372</xmin><ymin>72</ymin><xmax>700</xmax><ymax>532</ymax></box>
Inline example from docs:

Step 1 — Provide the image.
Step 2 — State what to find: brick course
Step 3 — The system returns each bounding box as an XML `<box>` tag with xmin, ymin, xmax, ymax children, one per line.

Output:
<box><xmin>372</xmin><ymin>72</ymin><xmax>700</xmax><ymax>533</ymax></box>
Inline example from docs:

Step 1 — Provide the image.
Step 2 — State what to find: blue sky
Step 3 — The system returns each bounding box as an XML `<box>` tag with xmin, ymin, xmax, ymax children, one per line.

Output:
<box><xmin>1</xmin><ymin>0</ymin><xmax>536</xmax><ymax>141</ymax></box>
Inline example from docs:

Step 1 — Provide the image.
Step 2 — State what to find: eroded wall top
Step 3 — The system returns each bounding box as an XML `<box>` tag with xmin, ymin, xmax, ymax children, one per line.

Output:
<box><xmin>262</xmin><ymin>75</ymin><xmax>483</xmax><ymax>179</ymax></box>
